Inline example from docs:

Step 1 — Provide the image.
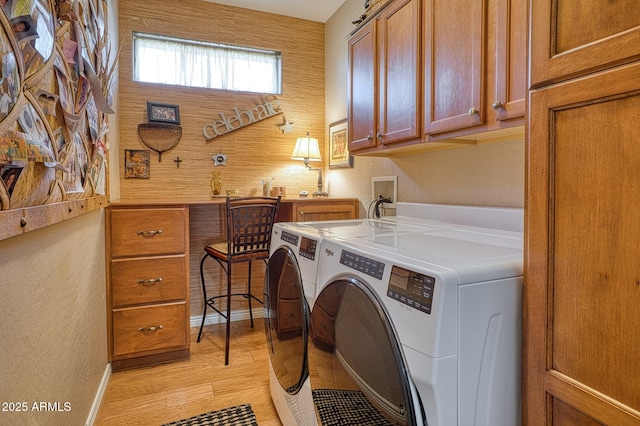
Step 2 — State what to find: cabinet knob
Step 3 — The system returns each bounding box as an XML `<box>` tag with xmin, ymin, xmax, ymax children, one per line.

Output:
<box><xmin>376</xmin><ymin>132</ymin><xmax>384</xmax><ymax>139</ymax></box>
<box><xmin>299</xmin><ymin>211</ymin><xmax>304</xmax><ymax>215</ymax></box>
<box><xmin>367</xmin><ymin>134</ymin><xmax>373</xmax><ymax>141</ymax></box>
<box><xmin>492</xmin><ymin>100</ymin><xmax>505</xmax><ymax>110</ymax></box>
<box><xmin>468</xmin><ymin>106</ymin><xmax>479</xmax><ymax>116</ymax></box>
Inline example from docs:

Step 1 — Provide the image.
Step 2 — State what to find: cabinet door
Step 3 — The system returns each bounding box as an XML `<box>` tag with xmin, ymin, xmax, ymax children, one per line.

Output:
<box><xmin>493</xmin><ymin>0</ymin><xmax>526</xmax><ymax>121</ymax></box>
<box><xmin>348</xmin><ymin>21</ymin><xmax>377</xmax><ymax>151</ymax></box>
<box><xmin>530</xmin><ymin>0</ymin><xmax>640</xmax><ymax>87</ymax></box>
<box><xmin>377</xmin><ymin>0</ymin><xmax>421</xmax><ymax>145</ymax></box>
<box><xmin>293</xmin><ymin>201</ymin><xmax>357</xmax><ymax>222</ymax></box>
<box><xmin>525</xmin><ymin>63</ymin><xmax>640</xmax><ymax>425</ymax></box>
<box><xmin>424</xmin><ymin>0</ymin><xmax>485</xmax><ymax>135</ymax></box>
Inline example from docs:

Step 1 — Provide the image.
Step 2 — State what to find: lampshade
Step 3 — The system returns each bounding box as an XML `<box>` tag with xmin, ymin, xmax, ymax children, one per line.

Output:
<box><xmin>291</xmin><ymin>132</ymin><xmax>322</xmax><ymax>161</ymax></box>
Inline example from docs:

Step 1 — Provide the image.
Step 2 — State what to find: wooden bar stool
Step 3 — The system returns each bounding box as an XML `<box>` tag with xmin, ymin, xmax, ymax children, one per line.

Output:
<box><xmin>197</xmin><ymin>196</ymin><xmax>281</xmax><ymax>365</ymax></box>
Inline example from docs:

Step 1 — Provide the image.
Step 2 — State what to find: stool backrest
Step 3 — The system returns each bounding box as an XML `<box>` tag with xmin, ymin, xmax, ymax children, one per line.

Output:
<box><xmin>226</xmin><ymin>196</ymin><xmax>281</xmax><ymax>258</ymax></box>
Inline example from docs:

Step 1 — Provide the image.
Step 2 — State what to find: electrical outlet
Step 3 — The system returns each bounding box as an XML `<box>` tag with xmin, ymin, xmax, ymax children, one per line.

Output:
<box><xmin>371</xmin><ymin>176</ymin><xmax>397</xmax><ymax>208</ymax></box>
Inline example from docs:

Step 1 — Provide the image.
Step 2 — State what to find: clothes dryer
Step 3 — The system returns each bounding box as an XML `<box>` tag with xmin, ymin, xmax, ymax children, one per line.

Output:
<box><xmin>310</xmin><ymin>222</ymin><xmax>523</xmax><ymax>425</ymax></box>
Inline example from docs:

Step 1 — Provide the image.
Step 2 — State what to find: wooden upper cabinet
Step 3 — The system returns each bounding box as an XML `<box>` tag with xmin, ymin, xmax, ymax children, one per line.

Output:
<box><xmin>424</xmin><ymin>0</ymin><xmax>485</xmax><ymax>135</ymax></box>
<box><xmin>492</xmin><ymin>0</ymin><xmax>526</xmax><ymax>121</ymax></box>
<box><xmin>348</xmin><ymin>0</ymin><xmax>421</xmax><ymax>153</ymax></box>
<box><xmin>377</xmin><ymin>0</ymin><xmax>421</xmax><ymax>146</ymax></box>
<box><xmin>348</xmin><ymin>21</ymin><xmax>377</xmax><ymax>152</ymax></box>
<box><xmin>530</xmin><ymin>0</ymin><xmax>640</xmax><ymax>86</ymax></box>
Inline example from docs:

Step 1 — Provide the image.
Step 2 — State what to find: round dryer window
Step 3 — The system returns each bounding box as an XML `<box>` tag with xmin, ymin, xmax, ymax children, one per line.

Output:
<box><xmin>264</xmin><ymin>247</ymin><xmax>309</xmax><ymax>394</ymax></box>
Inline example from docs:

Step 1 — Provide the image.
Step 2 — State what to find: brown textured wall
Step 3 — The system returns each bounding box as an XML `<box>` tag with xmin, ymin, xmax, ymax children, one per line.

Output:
<box><xmin>117</xmin><ymin>0</ymin><xmax>326</xmax><ymax>201</ymax></box>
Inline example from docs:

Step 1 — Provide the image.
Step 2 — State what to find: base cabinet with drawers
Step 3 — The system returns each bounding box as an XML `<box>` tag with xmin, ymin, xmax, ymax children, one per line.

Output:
<box><xmin>106</xmin><ymin>204</ymin><xmax>190</xmax><ymax>370</ymax></box>
<box><xmin>277</xmin><ymin>198</ymin><xmax>359</xmax><ymax>222</ymax></box>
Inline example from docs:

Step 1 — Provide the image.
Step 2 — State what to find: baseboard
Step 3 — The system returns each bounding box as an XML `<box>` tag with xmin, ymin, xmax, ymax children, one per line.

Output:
<box><xmin>85</xmin><ymin>363</ymin><xmax>111</xmax><ymax>426</ymax></box>
<box><xmin>190</xmin><ymin>307</ymin><xmax>264</xmax><ymax>328</ymax></box>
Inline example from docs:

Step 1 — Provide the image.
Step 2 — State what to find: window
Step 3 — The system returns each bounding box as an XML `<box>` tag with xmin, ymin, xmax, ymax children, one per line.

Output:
<box><xmin>133</xmin><ymin>32</ymin><xmax>282</xmax><ymax>94</ymax></box>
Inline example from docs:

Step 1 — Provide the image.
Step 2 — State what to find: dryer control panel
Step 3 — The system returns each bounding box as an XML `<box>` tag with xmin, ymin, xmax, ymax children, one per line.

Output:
<box><xmin>387</xmin><ymin>266</ymin><xmax>435</xmax><ymax>314</ymax></box>
<box><xmin>299</xmin><ymin>237</ymin><xmax>317</xmax><ymax>260</ymax></box>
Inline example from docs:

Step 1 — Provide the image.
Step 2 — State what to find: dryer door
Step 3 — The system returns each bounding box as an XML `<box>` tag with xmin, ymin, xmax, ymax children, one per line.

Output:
<box><xmin>310</xmin><ymin>277</ymin><xmax>424</xmax><ymax>426</ymax></box>
<box><xmin>264</xmin><ymin>246</ymin><xmax>309</xmax><ymax>394</ymax></box>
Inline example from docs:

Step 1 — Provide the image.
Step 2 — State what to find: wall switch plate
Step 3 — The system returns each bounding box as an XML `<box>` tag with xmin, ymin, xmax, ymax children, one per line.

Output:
<box><xmin>371</xmin><ymin>176</ymin><xmax>398</xmax><ymax>208</ymax></box>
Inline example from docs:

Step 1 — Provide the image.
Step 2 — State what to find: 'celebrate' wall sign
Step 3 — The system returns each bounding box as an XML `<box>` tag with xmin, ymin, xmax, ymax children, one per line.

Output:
<box><xmin>202</xmin><ymin>97</ymin><xmax>283</xmax><ymax>140</ymax></box>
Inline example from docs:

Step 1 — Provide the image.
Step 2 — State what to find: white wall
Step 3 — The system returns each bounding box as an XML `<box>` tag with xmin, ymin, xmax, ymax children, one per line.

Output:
<box><xmin>324</xmin><ymin>0</ymin><xmax>524</xmax><ymax>215</ymax></box>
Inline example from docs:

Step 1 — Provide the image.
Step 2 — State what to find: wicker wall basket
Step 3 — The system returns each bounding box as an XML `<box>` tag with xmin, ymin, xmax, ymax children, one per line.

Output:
<box><xmin>137</xmin><ymin>123</ymin><xmax>183</xmax><ymax>161</ymax></box>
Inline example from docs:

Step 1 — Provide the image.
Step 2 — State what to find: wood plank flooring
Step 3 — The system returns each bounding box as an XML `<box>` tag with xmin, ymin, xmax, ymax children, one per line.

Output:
<box><xmin>95</xmin><ymin>320</ymin><xmax>283</xmax><ymax>425</ymax></box>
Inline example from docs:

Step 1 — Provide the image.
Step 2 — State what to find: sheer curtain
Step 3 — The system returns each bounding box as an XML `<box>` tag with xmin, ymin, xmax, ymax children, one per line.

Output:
<box><xmin>133</xmin><ymin>33</ymin><xmax>281</xmax><ymax>94</ymax></box>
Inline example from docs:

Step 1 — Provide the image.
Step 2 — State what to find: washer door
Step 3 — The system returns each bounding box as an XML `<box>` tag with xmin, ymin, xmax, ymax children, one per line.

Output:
<box><xmin>310</xmin><ymin>277</ymin><xmax>423</xmax><ymax>426</ymax></box>
<box><xmin>264</xmin><ymin>246</ymin><xmax>309</xmax><ymax>394</ymax></box>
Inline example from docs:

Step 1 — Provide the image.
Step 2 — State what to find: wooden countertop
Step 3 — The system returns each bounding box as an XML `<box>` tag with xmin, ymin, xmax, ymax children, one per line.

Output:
<box><xmin>107</xmin><ymin>197</ymin><xmax>359</xmax><ymax>207</ymax></box>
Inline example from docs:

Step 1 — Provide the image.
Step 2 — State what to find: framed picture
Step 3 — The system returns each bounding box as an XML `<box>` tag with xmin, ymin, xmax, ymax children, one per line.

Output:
<box><xmin>124</xmin><ymin>149</ymin><xmax>150</xmax><ymax>179</ymax></box>
<box><xmin>147</xmin><ymin>101</ymin><xmax>180</xmax><ymax>124</ymax></box>
<box><xmin>329</xmin><ymin>118</ymin><xmax>352</xmax><ymax>169</ymax></box>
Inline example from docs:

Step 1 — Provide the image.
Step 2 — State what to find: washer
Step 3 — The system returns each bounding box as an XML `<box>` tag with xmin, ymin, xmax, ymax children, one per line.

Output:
<box><xmin>313</xmin><ymin>221</ymin><xmax>523</xmax><ymax>425</ymax></box>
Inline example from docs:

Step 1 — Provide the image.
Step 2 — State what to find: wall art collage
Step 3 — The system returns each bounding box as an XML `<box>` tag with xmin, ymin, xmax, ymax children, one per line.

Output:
<box><xmin>0</xmin><ymin>0</ymin><xmax>114</xmax><ymax>210</ymax></box>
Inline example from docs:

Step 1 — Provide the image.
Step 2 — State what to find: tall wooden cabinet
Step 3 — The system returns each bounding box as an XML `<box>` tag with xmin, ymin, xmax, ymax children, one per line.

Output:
<box><xmin>529</xmin><ymin>0</ymin><xmax>640</xmax><ymax>87</ymax></box>
<box><xmin>525</xmin><ymin>2</ymin><xmax>640</xmax><ymax>424</ymax></box>
<box><xmin>348</xmin><ymin>0</ymin><xmax>421</xmax><ymax>153</ymax></box>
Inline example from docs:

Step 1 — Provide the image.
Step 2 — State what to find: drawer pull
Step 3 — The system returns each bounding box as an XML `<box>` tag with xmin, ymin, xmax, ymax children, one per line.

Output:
<box><xmin>137</xmin><ymin>278</ymin><xmax>163</xmax><ymax>284</ymax></box>
<box><xmin>137</xmin><ymin>325</ymin><xmax>164</xmax><ymax>333</ymax></box>
<box><xmin>136</xmin><ymin>230</ymin><xmax>163</xmax><ymax>236</ymax></box>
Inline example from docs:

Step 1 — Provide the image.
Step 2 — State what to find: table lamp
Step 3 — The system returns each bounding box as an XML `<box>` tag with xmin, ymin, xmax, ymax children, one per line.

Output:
<box><xmin>291</xmin><ymin>132</ymin><xmax>328</xmax><ymax>197</ymax></box>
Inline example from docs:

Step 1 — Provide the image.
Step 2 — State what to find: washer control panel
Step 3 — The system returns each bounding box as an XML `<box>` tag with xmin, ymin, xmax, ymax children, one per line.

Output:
<box><xmin>340</xmin><ymin>250</ymin><xmax>385</xmax><ymax>280</ymax></box>
<box><xmin>387</xmin><ymin>266</ymin><xmax>435</xmax><ymax>314</ymax></box>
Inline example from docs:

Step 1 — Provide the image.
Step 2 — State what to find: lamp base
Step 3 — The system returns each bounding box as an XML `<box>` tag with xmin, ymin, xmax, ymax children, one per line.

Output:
<box><xmin>313</xmin><ymin>191</ymin><xmax>328</xmax><ymax>198</ymax></box>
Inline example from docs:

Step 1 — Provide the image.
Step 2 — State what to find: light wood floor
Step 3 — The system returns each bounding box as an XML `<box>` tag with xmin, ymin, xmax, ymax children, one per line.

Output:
<box><xmin>94</xmin><ymin>320</ymin><xmax>283</xmax><ymax>426</ymax></box>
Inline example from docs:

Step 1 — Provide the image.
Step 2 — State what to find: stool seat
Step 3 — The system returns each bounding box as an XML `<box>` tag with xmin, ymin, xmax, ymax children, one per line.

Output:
<box><xmin>197</xmin><ymin>196</ymin><xmax>280</xmax><ymax>365</ymax></box>
<box><xmin>204</xmin><ymin>242</ymin><xmax>270</xmax><ymax>263</ymax></box>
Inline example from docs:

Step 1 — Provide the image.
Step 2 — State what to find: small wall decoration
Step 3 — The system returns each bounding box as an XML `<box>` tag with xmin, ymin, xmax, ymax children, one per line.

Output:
<box><xmin>124</xmin><ymin>149</ymin><xmax>150</xmax><ymax>179</ymax></box>
<box><xmin>329</xmin><ymin>118</ymin><xmax>352</xmax><ymax>169</ymax></box>
<box><xmin>278</xmin><ymin>118</ymin><xmax>295</xmax><ymax>134</ymax></box>
<box><xmin>212</xmin><ymin>152</ymin><xmax>227</xmax><ymax>166</ymax></box>
<box><xmin>147</xmin><ymin>101</ymin><xmax>180</xmax><ymax>124</ymax></box>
